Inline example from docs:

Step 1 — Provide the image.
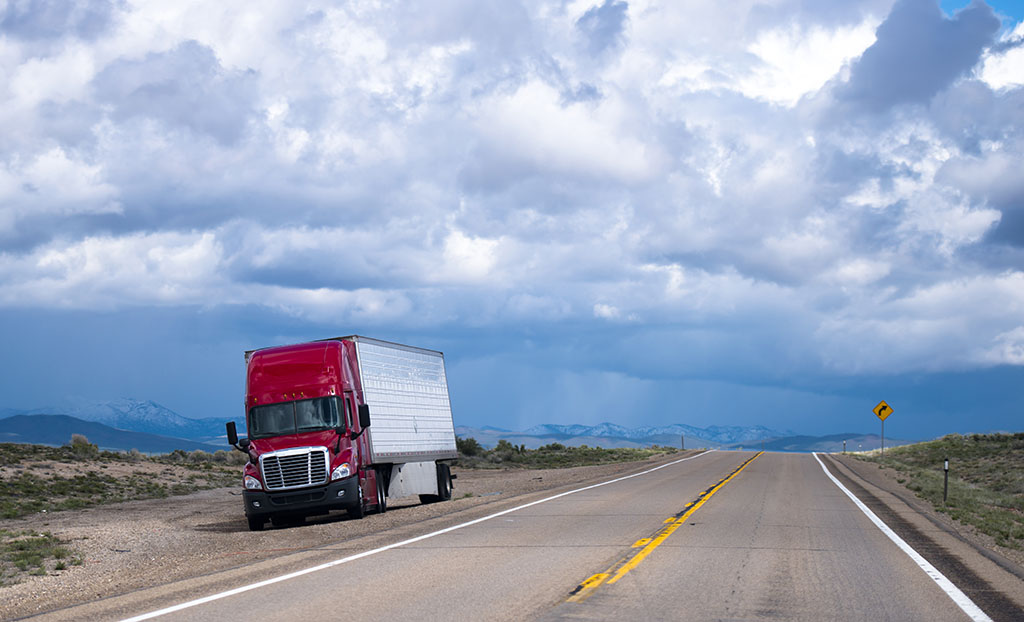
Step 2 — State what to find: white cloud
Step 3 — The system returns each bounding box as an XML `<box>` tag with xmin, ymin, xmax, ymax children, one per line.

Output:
<box><xmin>978</xmin><ymin>21</ymin><xmax>1024</xmax><ymax>91</ymax></box>
<box><xmin>8</xmin><ymin>43</ymin><xmax>96</xmax><ymax>109</ymax></box>
<box><xmin>740</xmin><ymin>20</ymin><xmax>879</xmax><ymax>106</ymax></box>
<box><xmin>262</xmin><ymin>286</ymin><xmax>414</xmax><ymax>325</ymax></box>
<box><xmin>0</xmin><ymin>148</ymin><xmax>121</xmax><ymax>234</ymax></box>
<box><xmin>982</xmin><ymin>326</ymin><xmax>1024</xmax><ymax>365</ymax></box>
<box><xmin>0</xmin><ymin>231</ymin><xmax>223</xmax><ymax>308</ymax></box>
<box><xmin>440</xmin><ymin>229</ymin><xmax>500</xmax><ymax>283</ymax></box>
<box><xmin>825</xmin><ymin>258</ymin><xmax>892</xmax><ymax>287</ymax></box>
<box><xmin>816</xmin><ymin>271</ymin><xmax>1024</xmax><ymax>373</ymax></box>
<box><xmin>593</xmin><ymin>303</ymin><xmax>620</xmax><ymax>319</ymax></box>
<box><xmin>475</xmin><ymin>80</ymin><xmax>661</xmax><ymax>182</ymax></box>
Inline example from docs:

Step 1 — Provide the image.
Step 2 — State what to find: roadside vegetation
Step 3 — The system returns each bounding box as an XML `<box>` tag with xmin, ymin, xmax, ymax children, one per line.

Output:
<box><xmin>0</xmin><ymin>529</ymin><xmax>81</xmax><ymax>587</ymax></box>
<box><xmin>454</xmin><ymin>437</ymin><xmax>679</xmax><ymax>469</ymax></box>
<box><xmin>854</xmin><ymin>432</ymin><xmax>1024</xmax><ymax>550</ymax></box>
<box><xmin>0</xmin><ymin>435</ymin><xmax>247</xmax><ymax>521</ymax></box>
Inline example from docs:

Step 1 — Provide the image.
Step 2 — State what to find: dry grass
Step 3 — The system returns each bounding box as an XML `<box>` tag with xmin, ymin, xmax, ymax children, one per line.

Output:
<box><xmin>0</xmin><ymin>442</ymin><xmax>243</xmax><ymax>520</ymax></box>
<box><xmin>855</xmin><ymin>433</ymin><xmax>1024</xmax><ymax>549</ymax></box>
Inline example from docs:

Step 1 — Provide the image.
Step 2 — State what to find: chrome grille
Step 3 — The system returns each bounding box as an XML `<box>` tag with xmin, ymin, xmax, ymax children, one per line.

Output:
<box><xmin>260</xmin><ymin>447</ymin><xmax>329</xmax><ymax>491</ymax></box>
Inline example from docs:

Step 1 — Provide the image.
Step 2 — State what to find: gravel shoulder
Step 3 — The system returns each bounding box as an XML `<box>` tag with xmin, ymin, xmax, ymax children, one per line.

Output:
<box><xmin>0</xmin><ymin>452</ymin><xmax>699</xmax><ymax>620</ymax></box>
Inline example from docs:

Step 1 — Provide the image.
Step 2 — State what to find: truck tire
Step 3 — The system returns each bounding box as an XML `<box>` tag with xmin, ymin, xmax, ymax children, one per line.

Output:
<box><xmin>375</xmin><ymin>469</ymin><xmax>387</xmax><ymax>514</ymax></box>
<box><xmin>247</xmin><ymin>516</ymin><xmax>264</xmax><ymax>531</ymax></box>
<box><xmin>438</xmin><ymin>463</ymin><xmax>452</xmax><ymax>501</ymax></box>
<box><xmin>348</xmin><ymin>485</ymin><xmax>366</xmax><ymax>519</ymax></box>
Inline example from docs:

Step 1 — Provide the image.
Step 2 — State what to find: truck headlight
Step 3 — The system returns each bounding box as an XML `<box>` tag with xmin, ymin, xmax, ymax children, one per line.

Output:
<box><xmin>244</xmin><ymin>475</ymin><xmax>262</xmax><ymax>490</ymax></box>
<box><xmin>331</xmin><ymin>462</ymin><xmax>351</xmax><ymax>481</ymax></box>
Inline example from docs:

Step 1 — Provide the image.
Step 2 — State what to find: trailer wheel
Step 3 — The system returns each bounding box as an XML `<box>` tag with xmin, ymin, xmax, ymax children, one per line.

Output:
<box><xmin>438</xmin><ymin>463</ymin><xmax>452</xmax><ymax>501</ymax></box>
<box><xmin>247</xmin><ymin>516</ymin><xmax>264</xmax><ymax>531</ymax></box>
<box><xmin>348</xmin><ymin>485</ymin><xmax>366</xmax><ymax>519</ymax></box>
<box><xmin>375</xmin><ymin>469</ymin><xmax>387</xmax><ymax>514</ymax></box>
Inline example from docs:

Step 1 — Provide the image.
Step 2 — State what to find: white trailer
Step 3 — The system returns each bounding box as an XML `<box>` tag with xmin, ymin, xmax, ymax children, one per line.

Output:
<box><xmin>340</xmin><ymin>336</ymin><xmax>458</xmax><ymax>501</ymax></box>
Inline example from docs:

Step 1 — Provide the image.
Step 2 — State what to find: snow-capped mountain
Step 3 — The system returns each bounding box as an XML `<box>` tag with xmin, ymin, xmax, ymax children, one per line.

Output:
<box><xmin>522</xmin><ymin>422</ymin><xmax>793</xmax><ymax>444</ymax></box>
<box><xmin>0</xmin><ymin>398</ymin><xmax>242</xmax><ymax>442</ymax></box>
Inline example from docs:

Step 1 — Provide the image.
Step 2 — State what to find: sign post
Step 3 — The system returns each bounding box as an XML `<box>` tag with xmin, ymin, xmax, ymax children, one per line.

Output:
<box><xmin>944</xmin><ymin>457</ymin><xmax>949</xmax><ymax>504</ymax></box>
<box><xmin>873</xmin><ymin>400</ymin><xmax>893</xmax><ymax>456</ymax></box>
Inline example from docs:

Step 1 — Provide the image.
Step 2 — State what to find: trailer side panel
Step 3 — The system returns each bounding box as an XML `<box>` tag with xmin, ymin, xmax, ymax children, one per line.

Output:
<box><xmin>352</xmin><ymin>337</ymin><xmax>458</xmax><ymax>463</ymax></box>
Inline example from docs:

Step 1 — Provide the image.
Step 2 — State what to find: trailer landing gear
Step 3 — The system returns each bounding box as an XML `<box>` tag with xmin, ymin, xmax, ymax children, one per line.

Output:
<box><xmin>419</xmin><ymin>463</ymin><xmax>453</xmax><ymax>504</ymax></box>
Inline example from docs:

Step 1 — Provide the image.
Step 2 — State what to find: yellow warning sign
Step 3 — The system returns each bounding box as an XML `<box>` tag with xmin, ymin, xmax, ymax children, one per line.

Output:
<box><xmin>873</xmin><ymin>400</ymin><xmax>893</xmax><ymax>421</ymax></box>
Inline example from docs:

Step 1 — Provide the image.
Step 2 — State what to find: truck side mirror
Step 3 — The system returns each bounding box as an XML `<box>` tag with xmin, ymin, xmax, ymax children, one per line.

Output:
<box><xmin>358</xmin><ymin>404</ymin><xmax>371</xmax><ymax>429</ymax></box>
<box><xmin>227</xmin><ymin>421</ymin><xmax>250</xmax><ymax>453</ymax></box>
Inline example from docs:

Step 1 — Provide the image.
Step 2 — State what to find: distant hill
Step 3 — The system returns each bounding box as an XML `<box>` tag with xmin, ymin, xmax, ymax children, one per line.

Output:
<box><xmin>455</xmin><ymin>424</ymin><xmax>914</xmax><ymax>453</ymax></box>
<box><xmin>745</xmin><ymin>432</ymin><xmax>913</xmax><ymax>453</ymax></box>
<box><xmin>0</xmin><ymin>415</ymin><xmax>227</xmax><ymax>454</ymax></box>
<box><xmin>521</xmin><ymin>422</ymin><xmax>793</xmax><ymax>444</ymax></box>
<box><xmin>455</xmin><ymin>426</ymin><xmax>674</xmax><ymax>449</ymax></box>
<box><xmin>0</xmin><ymin>398</ymin><xmax>244</xmax><ymax>443</ymax></box>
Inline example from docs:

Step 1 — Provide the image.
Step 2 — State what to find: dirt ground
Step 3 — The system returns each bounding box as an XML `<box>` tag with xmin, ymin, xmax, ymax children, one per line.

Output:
<box><xmin>0</xmin><ymin>455</ymin><xmax>694</xmax><ymax>620</ymax></box>
<box><xmin>0</xmin><ymin>458</ymin><xmax>203</xmax><ymax>482</ymax></box>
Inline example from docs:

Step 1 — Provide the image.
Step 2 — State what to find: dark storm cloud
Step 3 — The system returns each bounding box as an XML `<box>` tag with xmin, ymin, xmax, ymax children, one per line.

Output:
<box><xmin>1</xmin><ymin>0</ymin><xmax>117</xmax><ymax>40</ymax></box>
<box><xmin>562</xmin><ymin>82</ymin><xmax>602</xmax><ymax>104</ymax></box>
<box><xmin>92</xmin><ymin>40</ymin><xmax>258</xmax><ymax>145</ymax></box>
<box><xmin>838</xmin><ymin>0</ymin><xmax>1000</xmax><ymax>113</ymax></box>
<box><xmin>987</xmin><ymin>208</ymin><xmax>1024</xmax><ymax>245</ymax></box>
<box><xmin>929</xmin><ymin>82</ymin><xmax>1024</xmax><ymax>246</ymax></box>
<box><xmin>35</xmin><ymin>100</ymin><xmax>103</xmax><ymax>149</ymax></box>
<box><xmin>575</xmin><ymin>0</ymin><xmax>628</xmax><ymax>56</ymax></box>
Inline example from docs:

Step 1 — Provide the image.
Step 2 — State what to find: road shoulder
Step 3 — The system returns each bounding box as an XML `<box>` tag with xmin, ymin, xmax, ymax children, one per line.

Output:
<box><xmin>824</xmin><ymin>453</ymin><xmax>1024</xmax><ymax>619</ymax></box>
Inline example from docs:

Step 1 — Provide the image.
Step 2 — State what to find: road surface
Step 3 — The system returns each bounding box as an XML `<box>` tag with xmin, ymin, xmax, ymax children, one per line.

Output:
<box><xmin>32</xmin><ymin>451</ymin><xmax>1024</xmax><ymax>621</ymax></box>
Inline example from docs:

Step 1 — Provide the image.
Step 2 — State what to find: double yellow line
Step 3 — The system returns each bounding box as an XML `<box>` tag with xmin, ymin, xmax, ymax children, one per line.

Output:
<box><xmin>567</xmin><ymin>451</ymin><xmax>763</xmax><ymax>602</ymax></box>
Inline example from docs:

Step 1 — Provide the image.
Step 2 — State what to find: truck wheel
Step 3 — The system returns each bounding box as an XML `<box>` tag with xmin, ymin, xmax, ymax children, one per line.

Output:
<box><xmin>438</xmin><ymin>463</ymin><xmax>452</xmax><ymax>501</ymax></box>
<box><xmin>348</xmin><ymin>486</ymin><xmax>366</xmax><ymax>519</ymax></box>
<box><xmin>247</xmin><ymin>516</ymin><xmax>264</xmax><ymax>531</ymax></box>
<box><xmin>375</xmin><ymin>470</ymin><xmax>387</xmax><ymax>514</ymax></box>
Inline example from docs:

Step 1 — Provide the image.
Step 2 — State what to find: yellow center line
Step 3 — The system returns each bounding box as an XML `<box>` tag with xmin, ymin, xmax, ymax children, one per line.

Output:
<box><xmin>567</xmin><ymin>451</ymin><xmax>763</xmax><ymax>602</ymax></box>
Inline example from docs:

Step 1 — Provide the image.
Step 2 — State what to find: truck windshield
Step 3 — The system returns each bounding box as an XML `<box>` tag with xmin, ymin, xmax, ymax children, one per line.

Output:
<box><xmin>249</xmin><ymin>397</ymin><xmax>344</xmax><ymax>439</ymax></box>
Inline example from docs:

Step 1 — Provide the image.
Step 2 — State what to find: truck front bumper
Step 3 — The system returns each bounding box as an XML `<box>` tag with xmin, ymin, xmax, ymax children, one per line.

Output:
<box><xmin>243</xmin><ymin>476</ymin><xmax>359</xmax><ymax>519</ymax></box>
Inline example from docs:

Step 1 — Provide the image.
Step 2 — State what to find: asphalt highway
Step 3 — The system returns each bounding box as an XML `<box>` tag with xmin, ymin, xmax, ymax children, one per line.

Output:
<box><xmin>33</xmin><ymin>451</ymin><xmax>1024</xmax><ymax>621</ymax></box>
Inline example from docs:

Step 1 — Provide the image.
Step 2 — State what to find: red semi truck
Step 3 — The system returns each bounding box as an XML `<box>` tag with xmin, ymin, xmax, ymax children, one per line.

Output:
<box><xmin>226</xmin><ymin>336</ymin><xmax>458</xmax><ymax>530</ymax></box>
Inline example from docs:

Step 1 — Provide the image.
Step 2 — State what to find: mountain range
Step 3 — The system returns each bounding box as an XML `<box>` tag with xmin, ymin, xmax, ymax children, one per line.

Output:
<box><xmin>0</xmin><ymin>415</ymin><xmax>228</xmax><ymax>454</ymax></box>
<box><xmin>0</xmin><ymin>399</ymin><xmax>243</xmax><ymax>443</ymax></box>
<box><xmin>0</xmin><ymin>398</ymin><xmax>909</xmax><ymax>454</ymax></box>
<box><xmin>521</xmin><ymin>422</ymin><xmax>796</xmax><ymax>444</ymax></box>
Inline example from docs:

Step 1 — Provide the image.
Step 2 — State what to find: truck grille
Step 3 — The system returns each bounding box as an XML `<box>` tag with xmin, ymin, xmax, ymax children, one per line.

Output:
<box><xmin>260</xmin><ymin>447</ymin><xmax>329</xmax><ymax>491</ymax></box>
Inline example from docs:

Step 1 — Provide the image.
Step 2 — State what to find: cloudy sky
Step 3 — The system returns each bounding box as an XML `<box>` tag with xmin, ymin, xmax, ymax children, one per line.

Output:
<box><xmin>1</xmin><ymin>0</ymin><xmax>1023</xmax><ymax>440</ymax></box>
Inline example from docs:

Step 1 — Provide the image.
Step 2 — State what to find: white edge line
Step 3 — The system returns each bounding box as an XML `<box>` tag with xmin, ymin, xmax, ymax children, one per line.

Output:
<box><xmin>812</xmin><ymin>453</ymin><xmax>992</xmax><ymax>622</ymax></box>
<box><xmin>121</xmin><ymin>449</ymin><xmax>716</xmax><ymax>622</ymax></box>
